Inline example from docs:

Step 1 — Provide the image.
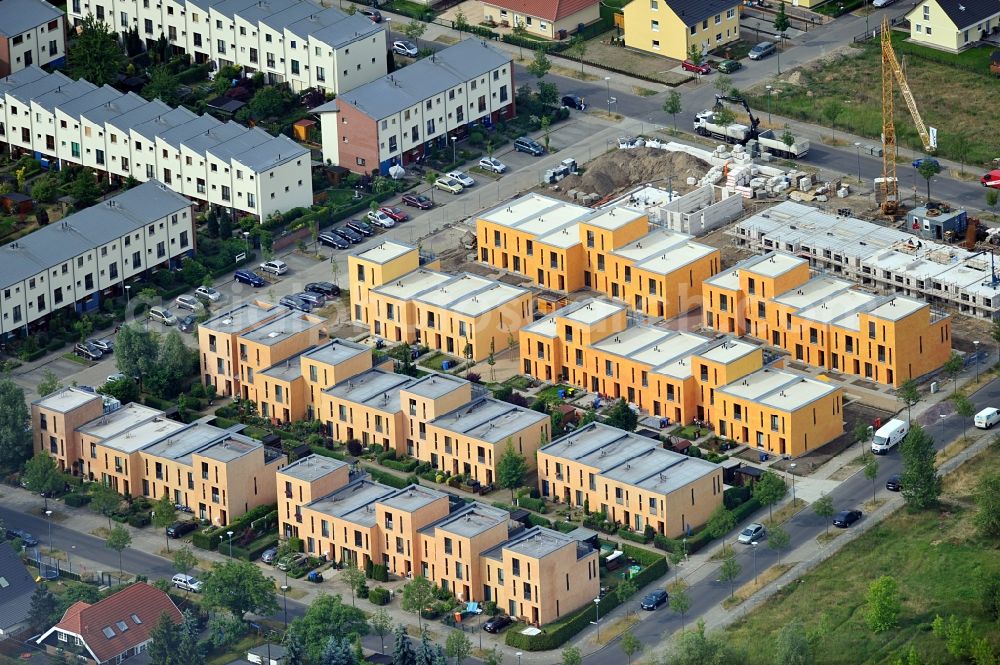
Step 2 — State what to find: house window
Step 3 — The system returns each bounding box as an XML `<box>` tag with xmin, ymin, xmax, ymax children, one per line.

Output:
<box><xmin>650</xmin><ymin>0</ymin><xmax>657</xmax><ymax>8</ymax></box>
<box><xmin>922</xmin><ymin>5</ymin><xmax>930</xmax><ymax>20</ymax></box>
<box><xmin>651</xmin><ymin>19</ymin><xmax>659</xmax><ymax>31</ymax></box>
<box><xmin>652</xmin><ymin>39</ymin><xmax>660</xmax><ymax>49</ymax></box>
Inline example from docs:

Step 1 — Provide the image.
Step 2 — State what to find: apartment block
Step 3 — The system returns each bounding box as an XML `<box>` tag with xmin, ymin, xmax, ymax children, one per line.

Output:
<box><xmin>66</xmin><ymin>0</ymin><xmax>385</xmax><ymax>95</ymax></box>
<box><xmin>0</xmin><ymin>0</ymin><xmax>65</xmax><ymax>77</ymax></box>
<box><xmin>538</xmin><ymin>422</ymin><xmax>723</xmax><ymax>537</ymax></box>
<box><xmin>702</xmin><ymin>251</ymin><xmax>952</xmax><ymax>387</ymax></box>
<box><xmin>350</xmin><ymin>241</ymin><xmax>532</xmax><ymax>362</ymax></box>
<box><xmin>31</xmin><ymin>391</ymin><xmax>286</xmax><ymax>524</ymax></box>
<box><xmin>278</xmin><ymin>457</ymin><xmax>599</xmax><ymax>625</ymax></box>
<box><xmin>0</xmin><ymin>181</ymin><xmax>194</xmax><ymax>337</ymax></box>
<box><xmin>0</xmin><ymin>66</ymin><xmax>311</xmax><ymax>218</ymax></box>
<box><xmin>731</xmin><ymin>201</ymin><xmax>1000</xmax><ymax>320</ymax></box>
<box><xmin>520</xmin><ymin>298</ymin><xmax>844</xmax><ymax>457</ymax></box>
<box><xmin>316</xmin><ymin>39</ymin><xmax>514</xmax><ymax>174</ymax></box>
<box><xmin>476</xmin><ymin>193</ymin><xmax>721</xmax><ymax>319</ymax></box>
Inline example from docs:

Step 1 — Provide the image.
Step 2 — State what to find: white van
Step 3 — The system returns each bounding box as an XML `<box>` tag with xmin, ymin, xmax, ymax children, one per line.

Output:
<box><xmin>872</xmin><ymin>419</ymin><xmax>908</xmax><ymax>455</ymax></box>
<box><xmin>171</xmin><ymin>574</ymin><xmax>202</xmax><ymax>592</ymax></box>
<box><xmin>974</xmin><ymin>407</ymin><xmax>1000</xmax><ymax>429</ymax></box>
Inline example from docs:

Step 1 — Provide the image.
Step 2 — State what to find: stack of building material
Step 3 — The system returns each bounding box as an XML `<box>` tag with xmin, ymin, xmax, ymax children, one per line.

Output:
<box><xmin>726</xmin><ymin>164</ymin><xmax>755</xmax><ymax>198</ymax></box>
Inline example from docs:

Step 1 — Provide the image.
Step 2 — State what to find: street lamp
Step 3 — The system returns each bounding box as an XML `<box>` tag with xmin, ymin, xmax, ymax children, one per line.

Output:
<box><xmin>592</xmin><ymin>597</ymin><xmax>601</xmax><ymax>640</ymax></box>
<box><xmin>751</xmin><ymin>541</ymin><xmax>759</xmax><ymax>585</ymax></box>
<box><xmin>682</xmin><ymin>537</ymin><xmax>688</xmax><ymax>560</ymax></box>
<box><xmin>604</xmin><ymin>76</ymin><xmax>612</xmax><ymax>116</ymax></box>
<box><xmin>765</xmin><ymin>86</ymin><xmax>773</xmax><ymax>124</ymax></box>
<box><xmin>854</xmin><ymin>142</ymin><xmax>863</xmax><ymax>184</ymax></box>
<box><xmin>974</xmin><ymin>340</ymin><xmax>981</xmax><ymax>382</ymax></box>
<box><xmin>243</xmin><ymin>231</ymin><xmax>251</xmax><ymax>255</ymax></box>
<box><xmin>45</xmin><ymin>509</ymin><xmax>53</xmax><ymax>555</ymax></box>
<box><xmin>69</xmin><ymin>545</ymin><xmax>76</xmax><ymax>575</ymax></box>
<box><xmin>227</xmin><ymin>530</ymin><xmax>234</xmax><ymax>557</ymax></box>
<box><xmin>450</xmin><ymin>136</ymin><xmax>457</xmax><ymax>165</ymax></box>
<box><xmin>281</xmin><ymin>584</ymin><xmax>290</xmax><ymax>628</ymax></box>
<box><xmin>789</xmin><ymin>463</ymin><xmax>797</xmax><ymax>504</ymax></box>
<box><xmin>516</xmin><ymin>653</ymin><xmax>522</xmax><ymax>665</ymax></box>
<box><xmin>124</xmin><ymin>284</ymin><xmax>131</xmax><ymax>313</ymax></box>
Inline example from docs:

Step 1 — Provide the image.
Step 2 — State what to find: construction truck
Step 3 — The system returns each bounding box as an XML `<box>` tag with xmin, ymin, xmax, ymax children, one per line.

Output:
<box><xmin>693</xmin><ymin>109</ymin><xmax>754</xmax><ymax>143</ymax></box>
<box><xmin>694</xmin><ymin>95</ymin><xmax>810</xmax><ymax>158</ymax></box>
<box><xmin>753</xmin><ymin>130</ymin><xmax>810</xmax><ymax>159</ymax></box>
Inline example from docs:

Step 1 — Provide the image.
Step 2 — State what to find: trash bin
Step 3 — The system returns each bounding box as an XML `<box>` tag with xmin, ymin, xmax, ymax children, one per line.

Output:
<box><xmin>558</xmin><ymin>28</ymin><xmax>568</xmax><ymax>39</ymax></box>
<box><xmin>759</xmin><ymin>452</ymin><xmax>769</xmax><ymax>462</ymax></box>
<box><xmin>442</xmin><ymin>360</ymin><xmax>452</xmax><ymax>370</ymax></box>
<box><xmin>558</xmin><ymin>389</ymin><xmax>566</xmax><ymax>399</ymax></box>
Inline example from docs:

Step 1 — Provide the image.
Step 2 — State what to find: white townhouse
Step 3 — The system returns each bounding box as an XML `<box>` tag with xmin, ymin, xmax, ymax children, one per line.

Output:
<box><xmin>0</xmin><ymin>181</ymin><xmax>194</xmax><ymax>338</ymax></box>
<box><xmin>68</xmin><ymin>0</ymin><xmax>387</xmax><ymax>95</ymax></box>
<box><xmin>316</xmin><ymin>39</ymin><xmax>515</xmax><ymax>175</ymax></box>
<box><xmin>0</xmin><ymin>0</ymin><xmax>66</xmax><ymax>77</ymax></box>
<box><xmin>0</xmin><ymin>66</ymin><xmax>312</xmax><ymax>219</ymax></box>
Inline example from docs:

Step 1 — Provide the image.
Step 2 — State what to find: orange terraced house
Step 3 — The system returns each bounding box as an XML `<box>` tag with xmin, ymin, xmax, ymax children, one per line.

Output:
<box><xmin>520</xmin><ymin>298</ymin><xmax>844</xmax><ymax>457</ymax></box>
<box><xmin>476</xmin><ymin>193</ymin><xmax>721</xmax><ymax>319</ymax></box>
<box><xmin>349</xmin><ymin>240</ymin><xmax>533</xmax><ymax>361</ymax></box>
<box><xmin>277</xmin><ymin>456</ymin><xmax>599</xmax><ymax>625</ymax></box>
<box><xmin>701</xmin><ymin>252</ymin><xmax>952</xmax><ymax>387</ymax></box>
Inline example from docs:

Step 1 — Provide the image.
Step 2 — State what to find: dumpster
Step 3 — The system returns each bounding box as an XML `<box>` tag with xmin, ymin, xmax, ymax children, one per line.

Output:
<box><xmin>307</xmin><ymin>571</ymin><xmax>324</xmax><ymax>583</ymax></box>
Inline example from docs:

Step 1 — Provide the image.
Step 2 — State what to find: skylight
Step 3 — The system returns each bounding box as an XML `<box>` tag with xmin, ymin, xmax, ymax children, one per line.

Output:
<box><xmin>131</xmin><ymin>614</ymin><xmax>142</xmax><ymax>625</ymax></box>
<box><xmin>116</xmin><ymin>621</ymin><xmax>128</xmax><ymax>632</ymax></box>
<box><xmin>102</xmin><ymin>627</ymin><xmax>116</xmax><ymax>639</ymax></box>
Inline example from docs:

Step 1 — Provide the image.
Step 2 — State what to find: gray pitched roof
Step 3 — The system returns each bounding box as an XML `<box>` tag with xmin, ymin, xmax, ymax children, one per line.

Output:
<box><xmin>0</xmin><ymin>542</ymin><xmax>37</xmax><ymax>632</ymax></box>
<box><xmin>0</xmin><ymin>0</ymin><xmax>63</xmax><ymax>38</ymax></box>
<box><xmin>0</xmin><ymin>181</ymin><xmax>192</xmax><ymax>290</ymax></box>
<box><xmin>335</xmin><ymin>39</ymin><xmax>511</xmax><ymax>121</ymax></box>
<box><xmin>660</xmin><ymin>0</ymin><xmax>740</xmax><ymax>26</ymax></box>
<box><xmin>924</xmin><ymin>0</ymin><xmax>1000</xmax><ymax>28</ymax></box>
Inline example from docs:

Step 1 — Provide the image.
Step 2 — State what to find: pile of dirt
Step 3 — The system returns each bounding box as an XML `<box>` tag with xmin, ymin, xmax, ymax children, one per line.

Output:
<box><xmin>557</xmin><ymin>148</ymin><xmax>711</xmax><ymax>200</ymax></box>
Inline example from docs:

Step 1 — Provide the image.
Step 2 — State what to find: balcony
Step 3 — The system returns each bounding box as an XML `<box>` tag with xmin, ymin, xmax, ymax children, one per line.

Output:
<box><xmin>209</xmin><ymin>344</ymin><xmax>217</xmax><ymax>353</ymax></box>
<box><xmin>477</xmin><ymin>456</ymin><xmax>486</xmax><ymax>464</ymax></box>
<box><xmin>114</xmin><ymin>466</ymin><xmax>123</xmax><ymax>474</ymax></box>
<box><xmin>285</xmin><ymin>490</ymin><xmax>293</xmax><ymax>498</ymax></box>
<box><xmin>211</xmin><ymin>494</ymin><xmax>220</xmax><ymax>504</ymax></box>
<box><xmin>202</xmin><ymin>472</ymin><xmax>209</xmax><ymax>480</ymax></box>
<box><xmin>555</xmin><ymin>473</ymin><xmax>564</xmax><ymax>481</ymax></box>
<box><xmin>523</xmin><ymin>589</ymin><xmax>532</xmax><ymax>601</ymax></box>
<box><xmin>295</xmin><ymin>512</ymin><xmax>303</xmax><ymax>523</ymax></box>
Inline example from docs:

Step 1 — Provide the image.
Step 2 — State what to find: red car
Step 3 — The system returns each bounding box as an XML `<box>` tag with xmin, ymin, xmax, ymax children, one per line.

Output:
<box><xmin>401</xmin><ymin>194</ymin><xmax>434</xmax><ymax>210</ymax></box>
<box><xmin>982</xmin><ymin>169</ymin><xmax>1000</xmax><ymax>189</ymax></box>
<box><xmin>681</xmin><ymin>60</ymin><xmax>711</xmax><ymax>74</ymax></box>
<box><xmin>379</xmin><ymin>206</ymin><xmax>409</xmax><ymax>222</ymax></box>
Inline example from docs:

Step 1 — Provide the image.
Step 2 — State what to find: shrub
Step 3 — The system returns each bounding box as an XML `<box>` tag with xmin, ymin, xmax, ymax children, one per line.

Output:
<box><xmin>64</xmin><ymin>493</ymin><xmax>91</xmax><ymax>508</ymax></box>
<box><xmin>382</xmin><ymin>457</ymin><xmax>418</xmax><ymax>472</ymax></box>
<box><xmin>364</xmin><ymin>465</ymin><xmax>411</xmax><ymax>489</ymax></box>
<box><xmin>723</xmin><ymin>486</ymin><xmax>752</xmax><ymax>509</ymax></box>
<box><xmin>378</xmin><ymin>448</ymin><xmax>397</xmax><ymax>461</ymax></box>
<box><xmin>230</xmin><ymin>535</ymin><xmax>279</xmax><ymax>561</ymax></box>
<box><xmin>370</xmin><ymin>563</ymin><xmax>389</xmax><ymax>582</ymax></box>
<box><xmin>617</xmin><ymin>527</ymin><xmax>650</xmax><ymax>544</ymax></box>
<box><xmin>731</xmin><ymin>497</ymin><xmax>762</xmax><ymax>523</ymax></box>
<box><xmin>127</xmin><ymin>512</ymin><xmax>151</xmax><ymax>528</ymax></box>
<box><xmin>517</xmin><ymin>496</ymin><xmax>546</xmax><ymax>513</ymax></box>
<box><xmin>346</xmin><ymin>439</ymin><xmax>364</xmax><ymax>456</ymax></box>
<box><xmin>191</xmin><ymin>527</ymin><xmax>219</xmax><ymax>550</ymax></box>
<box><xmin>653</xmin><ymin>534</ymin><xmax>679</xmax><ymax>552</ymax></box>
<box><xmin>526</xmin><ymin>513</ymin><xmax>552</xmax><ymax>529</ymax></box>
<box><xmin>369</xmin><ymin>587</ymin><xmax>390</xmax><ymax>605</ymax></box>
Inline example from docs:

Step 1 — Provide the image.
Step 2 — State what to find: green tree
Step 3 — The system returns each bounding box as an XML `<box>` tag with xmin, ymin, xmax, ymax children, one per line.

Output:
<box><xmin>285</xmin><ymin>630</ymin><xmax>306</xmax><ymax>665</ymax></box>
<box><xmin>540</xmin><ymin>115</ymin><xmax>552</xmax><ymax>153</ymax></box>
<box><xmin>951</xmin><ymin>133</ymin><xmax>971</xmax><ymax>175</ymax></box>
<box><xmin>106</xmin><ymin>524</ymin><xmax>132</xmax><ymax>584</ymax></box>
<box><xmin>453</xmin><ymin>7</ymin><xmax>470</xmax><ymax>32</ymax></box>
<box><xmin>987</xmin><ymin>188</ymin><xmax>999</xmax><ymax>222</ymax></box>
<box><xmin>865</xmin><ymin>575</ymin><xmax>901</xmax><ymax>633</ymax></box>
<box><xmin>568</xmin><ymin>35</ymin><xmax>588</xmax><ymax>76</ymax></box>
<box><xmin>401</xmin><ymin>576</ymin><xmax>436</xmax><ymax>631</ymax></box>
<box><xmin>89</xmin><ymin>481</ymin><xmax>122</xmax><ymax>529</ymax></box>
<box><xmin>511</xmin><ymin>23</ymin><xmax>528</xmax><ymax>60</ymax></box>
<box><xmin>943</xmin><ymin>351</ymin><xmax>964</xmax><ymax>394</ymax></box>
<box><xmin>28</xmin><ymin>585</ymin><xmax>58</xmax><ymax>633</ymax></box>
<box><xmin>0</xmin><ymin>378</ymin><xmax>31</xmax><ymax>471</ymax></box>
<box><xmin>773</xmin><ymin>3</ymin><xmax>790</xmax><ymax>73</ymax></box>
<box><xmin>713</xmin><ymin>74</ymin><xmax>732</xmax><ymax>97</ymax></box>
<box><xmin>813</xmin><ymin>493</ymin><xmax>834</xmax><ymax>534</ymax></box>
<box><xmin>668</xmin><ymin>619</ymin><xmax>741</xmax><ymax>665</ymax></box>
<box><xmin>772</xmin><ymin>618</ymin><xmax>812</xmax><ymax>665</ymax></box>
<box><xmin>172</xmin><ymin>546</ymin><xmax>198</xmax><ymax>583</ymax></box>
<box><xmin>974</xmin><ymin>472</ymin><xmax>1000</xmax><ymax>538</ymax></box>
<box><xmin>73</xmin><ymin>315</ymin><xmax>94</xmax><ymax>342</ymax></box>
<box><xmin>537</xmin><ymin>80</ymin><xmax>559</xmax><ymax>106</ymax></box>
<box><xmin>897</xmin><ymin>379</ymin><xmax>921</xmax><ymax>421</ymax></box>
<box><xmin>341</xmin><ymin>563</ymin><xmax>366</xmax><ymax>607</ymax></box>
<box><xmin>706</xmin><ymin>505</ymin><xmax>736</xmax><ymax>554</ymax></box>
<box><xmin>289</xmin><ymin>594</ymin><xmax>368</xmax><ymax>663</ymax></box>
<box><xmin>978</xmin><ymin>570</ymin><xmax>1000</xmax><ymax>621</ymax></box>
<box><xmin>753</xmin><ymin>471</ymin><xmax>787</xmax><ymax>522</ymax></box>
<box><xmin>249</xmin><ymin>87</ymin><xmax>286</xmax><ymax>119</ymax></box>
<box><xmin>144</xmin><ymin>65</ymin><xmax>180</xmax><ymax>106</ymax></box>
<box><xmin>605</xmin><ymin>398</ymin><xmax>638</xmax><ymax>432</ymax></box>
<box><xmin>767</xmin><ymin>524</ymin><xmax>790</xmax><ymax>565</ymax></box>
<box><xmin>900</xmin><ymin>424</ymin><xmax>941</xmax><ymax>510</ymax></box>
<box><xmin>146</xmin><ymin>331</ymin><xmax>196</xmax><ymax>399</ymax></box>
<box><xmin>444</xmin><ymin>630</ymin><xmax>471</xmax><ymax>665</ymax></box>
<box><xmin>616</xmin><ymin>578</ymin><xmax>638</xmax><ymax>616</ymax></box>
<box><xmin>71</xmin><ymin>168</ymin><xmax>101</xmax><ymax>210</ymax></box>
<box><xmin>561</xmin><ymin>646</ymin><xmax>582</xmax><ymax>665</ymax></box>
<box><xmin>864</xmin><ymin>457</ymin><xmax>879</xmax><ymax>504</ymax></box>
<box><xmin>37</xmin><ymin>369</ymin><xmax>62</xmax><ymax>398</ymax></box>
<box><xmin>663</xmin><ymin>91</ymin><xmax>683</xmax><ymax>133</ymax></box>
<box><xmin>713</xmin><ymin>106</ymin><xmax>737</xmax><ymax>131</ymax></box>
<box><xmin>403</xmin><ymin>20</ymin><xmax>426</xmax><ymax>49</ymax></box>
<box><xmin>781</xmin><ymin>129</ymin><xmax>796</xmax><ymax>152</ymax></box>
<box><xmin>147</xmin><ymin>612</ymin><xmax>180</xmax><ymax>665</ymax></box>
<box><xmin>202</xmin><ymin>559</ymin><xmax>278</xmax><ymax>620</ymax></box>
<box><xmin>669</xmin><ymin>581</ymin><xmax>692</xmax><ymax>630</ymax></box>
<box><xmin>31</xmin><ymin>177</ymin><xmax>58</xmax><ymax>203</ymax></box>
<box><xmin>917</xmin><ymin>158</ymin><xmax>942</xmax><ymax>204</ymax></box>
<box><xmin>719</xmin><ymin>555</ymin><xmax>742</xmax><ymax>598</ymax></box>
<box><xmin>487</xmin><ymin>338</ymin><xmax>497</xmax><ymax>382</ymax></box>
<box><xmin>392</xmin><ymin>624</ymin><xmax>415</xmax><ymax>665</ymax></box>
<box><xmin>369</xmin><ymin>608</ymin><xmax>392</xmax><ymax>654</ymax></box>
<box><xmin>23</xmin><ymin>453</ymin><xmax>65</xmax><ymax>511</ymax></box>
<box><xmin>822</xmin><ymin>101</ymin><xmax>843</xmax><ymax>140</ymax></box>
<box><xmin>952</xmin><ymin>393</ymin><xmax>975</xmax><ymax>439</ymax></box>
<box><xmin>620</xmin><ymin>629</ymin><xmax>642</xmax><ymax>665</ymax></box>
<box><xmin>497</xmin><ymin>440</ymin><xmax>528</xmax><ymax>501</ymax></box>
<box><xmin>482</xmin><ymin>648</ymin><xmax>503</xmax><ymax>665</ymax></box>
<box><xmin>115</xmin><ymin>324</ymin><xmax>158</xmax><ymax>386</ymax></box>
<box><xmin>320</xmin><ymin>636</ymin><xmax>356</xmax><ymax>665</ymax></box>
<box><xmin>526</xmin><ymin>48</ymin><xmax>552</xmax><ymax>91</ymax></box>
<box><xmin>151</xmin><ymin>493</ymin><xmax>177</xmax><ymax>552</ymax></box>
<box><xmin>687</xmin><ymin>43</ymin><xmax>703</xmax><ymax>66</ymax></box>
<box><xmin>67</xmin><ymin>14</ymin><xmax>127</xmax><ymax>85</ymax></box>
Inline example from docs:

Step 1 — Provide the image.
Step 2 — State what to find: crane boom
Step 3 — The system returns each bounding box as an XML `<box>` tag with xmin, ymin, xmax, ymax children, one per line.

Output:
<box><xmin>882</xmin><ymin>32</ymin><xmax>933</xmax><ymax>151</ymax></box>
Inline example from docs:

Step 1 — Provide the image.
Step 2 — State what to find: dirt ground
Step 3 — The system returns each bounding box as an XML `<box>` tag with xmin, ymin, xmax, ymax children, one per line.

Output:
<box><xmin>548</xmin><ymin>147</ymin><xmax>711</xmax><ymax>202</ymax></box>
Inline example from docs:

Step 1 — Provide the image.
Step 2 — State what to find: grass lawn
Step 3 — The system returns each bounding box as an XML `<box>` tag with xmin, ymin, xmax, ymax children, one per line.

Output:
<box><xmin>709</xmin><ymin>39</ymin><xmax>756</xmax><ymax>62</ymax></box>
<box><xmin>535</xmin><ymin>384</ymin><xmax>575</xmax><ymax>403</ymax></box>
<box><xmin>504</xmin><ymin>375</ymin><xmax>534</xmax><ymax>390</ymax></box>
<box><xmin>745</xmin><ymin>32</ymin><xmax>1000</xmax><ymax>166</ymax></box>
<box><xmin>383</xmin><ymin>0</ymin><xmax>431</xmax><ymax>17</ymax></box>
<box><xmin>62</xmin><ymin>352</ymin><xmax>90</xmax><ymax>365</ymax></box>
<box><xmin>725</xmin><ymin>443</ymin><xmax>1000</xmax><ymax>664</ymax></box>
<box><xmin>671</xmin><ymin>424</ymin><xmax>709</xmax><ymax>440</ymax></box>
<box><xmin>421</xmin><ymin>352</ymin><xmax>461</xmax><ymax>372</ymax></box>
<box><xmin>205</xmin><ymin>634</ymin><xmax>258</xmax><ymax>665</ymax></box>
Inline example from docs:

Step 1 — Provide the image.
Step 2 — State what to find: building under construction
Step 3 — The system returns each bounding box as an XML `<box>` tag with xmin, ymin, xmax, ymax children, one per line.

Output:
<box><xmin>731</xmin><ymin>201</ymin><xmax>1000</xmax><ymax>320</ymax></box>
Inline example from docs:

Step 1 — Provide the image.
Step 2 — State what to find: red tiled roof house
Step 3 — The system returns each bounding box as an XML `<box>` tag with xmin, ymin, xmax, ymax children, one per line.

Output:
<box><xmin>481</xmin><ymin>0</ymin><xmax>601</xmax><ymax>38</ymax></box>
<box><xmin>36</xmin><ymin>583</ymin><xmax>183</xmax><ymax>665</ymax></box>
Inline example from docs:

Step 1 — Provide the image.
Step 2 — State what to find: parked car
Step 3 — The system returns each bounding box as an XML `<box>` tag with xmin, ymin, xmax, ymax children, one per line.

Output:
<box><xmin>6</xmin><ymin>528</ymin><xmax>39</xmax><ymax>547</ymax></box>
<box><xmin>360</xmin><ymin>7</ymin><xmax>382</xmax><ymax>21</ymax></box>
<box><xmin>297</xmin><ymin>291</ymin><xmax>326</xmax><ymax>308</ymax></box>
<box><xmin>447</xmin><ymin>171</ymin><xmax>475</xmax><ymax>187</ymax></box>
<box><xmin>178</xmin><ymin>314</ymin><xmax>198</xmax><ymax>334</ymax></box>
<box><xmin>717</xmin><ymin>59</ymin><xmax>742</xmax><ymax>74</ymax></box>
<box><xmin>737</xmin><ymin>522</ymin><xmax>766</xmax><ymax>544</ymax></box>
<box><xmin>319</xmin><ymin>231</ymin><xmax>350</xmax><ymax>249</ymax></box>
<box><xmin>561</xmin><ymin>94</ymin><xmax>586</xmax><ymax>110</ymax></box>
<box><xmin>195</xmin><ymin>285</ymin><xmax>222</xmax><ymax>302</ymax></box>
<box><xmin>148</xmin><ymin>306</ymin><xmax>177</xmax><ymax>326</ymax></box>
<box><xmin>479</xmin><ymin>156</ymin><xmax>507</xmax><ymax>173</ymax></box>
<box><xmin>379</xmin><ymin>206</ymin><xmax>409</xmax><ymax>223</ymax></box>
<box><xmin>640</xmin><ymin>589</ymin><xmax>668</xmax><ymax>610</ymax></box>
<box><xmin>74</xmin><ymin>342</ymin><xmax>103</xmax><ymax>361</ymax></box>
<box><xmin>435</xmin><ymin>177</ymin><xmax>464</xmax><ymax>194</ymax></box>
<box><xmin>306</xmin><ymin>281</ymin><xmax>341</xmax><ymax>297</ymax></box>
<box><xmin>235</xmin><ymin>269</ymin><xmax>266</xmax><ymax>287</ymax></box>
<box><xmin>90</xmin><ymin>338</ymin><xmax>114</xmax><ymax>353</ymax></box>
<box><xmin>514</xmin><ymin>136</ymin><xmax>545</xmax><ymax>156</ymax></box>
<box><xmin>912</xmin><ymin>157</ymin><xmax>940</xmax><ymax>170</ymax></box>
<box><xmin>482</xmin><ymin>615</ymin><xmax>513</xmax><ymax>633</ymax></box>
<box><xmin>106</xmin><ymin>373</ymin><xmax>126</xmax><ymax>384</ymax></box>
<box><xmin>393</xmin><ymin>40</ymin><xmax>418</xmax><ymax>57</ymax></box>
<box><xmin>833</xmin><ymin>509</ymin><xmax>863</xmax><ymax>528</ymax></box>
<box><xmin>975</xmin><ymin>407</ymin><xmax>1000</xmax><ymax>429</ymax></box>
<box><xmin>982</xmin><ymin>169</ymin><xmax>1000</xmax><ymax>189</ymax></box>
<box><xmin>347</xmin><ymin>220</ymin><xmax>374</xmax><ymax>236</ymax></box>
<box><xmin>682</xmin><ymin>60</ymin><xmax>711</xmax><ymax>74</ymax></box>
<box><xmin>259</xmin><ymin>260</ymin><xmax>288</xmax><ymax>275</ymax></box>
<box><xmin>279</xmin><ymin>294</ymin><xmax>313</xmax><ymax>312</ymax></box>
<box><xmin>885</xmin><ymin>474</ymin><xmax>902</xmax><ymax>491</ymax></box>
<box><xmin>748</xmin><ymin>41</ymin><xmax>776</xmax><ymax>60</ymax></box>
<box><xmin>872</xmin><ymin>0</ymin><xmax>897</xmax><ymax>7</ymax></box>
<box><xmin>333</xmin><ymin>226</ymin><xmax>364</xmax><ymax>244</ymax></box>
<box><xmin>174</xmin><ymin>294</ymin><xmax>204</xmax><ymax>312</ymax></box>
<box><xmin>172</xmin><ymin>574</ymin><xmax>203</xmax><ymax>592</ymax></box>
<box><xmin>402</xmin><ymin>193</ymin><xmax>434</xmax><ymax>209</ymax></box>
<box><xmin>166</xmin><ymin>521</ymin><xmax>198</xmax><ymax>538</ymax></box>
<box><xmin>367</xmin><ymin>210</ymin><xmax>396</xmax><ymax>227</ymax></box>
<box><xmin>261</xmin><ymin>547</ymin><xmax>279</xmax><ymax>564</ymax></box>
<box><xmin>277</xmin><ymin>553</ymin><xmax>309</xmax><ymax>571</ymax></box>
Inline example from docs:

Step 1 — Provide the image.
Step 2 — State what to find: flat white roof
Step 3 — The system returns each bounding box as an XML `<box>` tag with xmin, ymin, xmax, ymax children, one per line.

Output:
<box><xmin>447</xmin><ymin>282</ymin><xmax>527</xmax><ymax>317</ymax></box>
<box><xmin>101</xmin><ymin>417</ymin><xmax>187</xmax><ymax>454</ymax></box>
<box><xmin>796</xmin><ymin>289</ymin><xmax>877</xmax><ymax>324</ymax></box>
<box><xmin>556</xmin><ymin>299</ymin><xmax>624</xmax><ymax>326</ymax></box>
<box><xmin>717</xmin><ymin>368</ymin><xmax>837</xmax><ymax>411</ymax></box>
<box><xmin>479</xmin><ymin>193</ymin><xmax>591</xmax><ymax>235</ymax></box>
<box><xmin>355</xmin><ymin>240</ymin><xmax>414</xmax><ymax>265</ymax></box>
<box><xmin>867</xmin><ymin>296</ymin><xmax>928</xmax><ymax>321</ymax></box>
<box><xmin>630</xmin><ymin>330</ymin><xmax>710</xmax><ymax>370</ymax></box>
<box><xmin>743</xmin><ymin>251</ymin><xmax>805</xmax><ymax>278</ymax></box>
<box><xmin>697</xmin><ymin>339</ymin><xmax>758</xmax><ymax>364</ymax></box>
<box><xmin>523</xmin><ymin>315</ymin><xmax>557</xmax><ymax>338</ymax></box>
<box><xmin>374</xmin><ymin>269</ymin><xmax>451</xmax><ymax>300</ymax></box>
<box><xmin>772</xmin><ymin>275</ymin><xmax>850</xmax><ymax>309</ymax></box>
<box><xmin>537</xmin><ymin>223</ymin><xmax>581</xmax><ymax>249</ymax></box>
<box><xmin>593</xmin><ymin>325</ymin><xmax>671</xmax><ymax>358</ymax></box>
<box><xmin>634</xmin><ymin>241</ymin><xmax>716</xmax><ymax>275</ymax></box>
<box><xmin>33</xmin><ymin>387</ymin><xmax>100</xmax><ymax>413</ymax></box>
<box><xmin>613</xmin><ymin>228</ymin><xmax>690</xmax><ymax>263</ymax></box>
<box><xmin>581</xmin><ymin>206</ymin><xmax>645</xmax><ymax>231</ymax></box>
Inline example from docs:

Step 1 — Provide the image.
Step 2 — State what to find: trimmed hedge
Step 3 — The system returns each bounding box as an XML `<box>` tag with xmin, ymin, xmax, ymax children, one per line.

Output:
<box><xmin>64</xmin><ymin>493</ymin><xmax>91</xmax><ymax>508</ymax></box>
<box><xmin>128</xmin><ymin>513</ymin><xmax>151</xmax><ymax>528</ymax></box>
<box><xmin>191</xmin><ymin>527</ymin><xmax>219</xmax><ymax>551</ymax></box>
<box><xmin>364</xmin><ymin>465</ymin><xmax>416</xmax><ymax>489</ymax></box>
<box><xmin>192</xmin><ymin>503</ymin><xmax>277</xmax><ymax>550</ymax></box>
<box><xmin>517</xmin><ymin>496</ymin><xmax>546</xmax><ymax>513</ymax></box>
<box><xmin>230</xmin><ymin>534</ymin><xmax>278</xmax><ymax>561</ymax></box>
<box><xmin>617</xmin><ymin>527</ymin><xmax>651</xmax><ymax>544</ymax></box>
<box><xmin>310</xmin><ymin>445</ymin><xmax>347</xmax><ymax>460</ymax></box>
<box><xmin>368</xmin><ymin>587</ymin><xmax>390</xmax><ymax>605</ymax></box>
<box><xmin>731</xmin><ymin>497</ymin><xmax>762</xmax><ymax>524</ymax></box>
<box><xmin>381</xmin><ymin>457</ymin><xmax>419</xmax><ymax>473</ymax></box>
<box><xmin>525</xmin><ymin>513</ymin><xmax>552</xmax><ymax>529</ymax></box>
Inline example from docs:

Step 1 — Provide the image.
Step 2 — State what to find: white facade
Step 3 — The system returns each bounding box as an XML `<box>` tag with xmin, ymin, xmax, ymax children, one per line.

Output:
<box><xmin>67</xmin><ymin>0</ymin><xmax>386</xmax><ymax>95</ymax></box>
<box><xmin>0</xmin><ymin>0</ymin><xmax>66</xmax><ymax>77</ymax></box>
<box><xmin>0</xmin><ymin>181</ymin><xmax>194</xmax><ymax>337</ymax></box>
<box><xmin>0</xmin><ymin>66</ymin><xmax>312</xmax><ymax>218</ymax></box>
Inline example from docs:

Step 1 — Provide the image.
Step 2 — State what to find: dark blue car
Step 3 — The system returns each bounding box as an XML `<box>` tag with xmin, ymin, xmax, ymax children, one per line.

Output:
<box><xmin>234</xmin><ymin>269</ymin><xmax>265</xmax><ymax>287</ymax></box>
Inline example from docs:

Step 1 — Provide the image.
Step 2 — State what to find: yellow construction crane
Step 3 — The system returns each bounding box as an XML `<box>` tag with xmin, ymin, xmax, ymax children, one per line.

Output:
<box><xmin>881</xmin><ymin>15</ymin><xmax>935</xmax><ymax>216</ymax></box>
